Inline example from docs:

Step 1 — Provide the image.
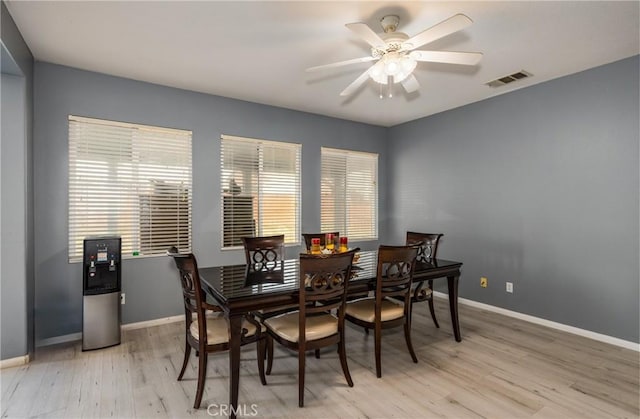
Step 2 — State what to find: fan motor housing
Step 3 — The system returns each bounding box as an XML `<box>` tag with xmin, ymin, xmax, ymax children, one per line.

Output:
<box><xmin>372</xmin><ymin>32</ymin><xmax>409</xmax><ymax>57</ymax></box>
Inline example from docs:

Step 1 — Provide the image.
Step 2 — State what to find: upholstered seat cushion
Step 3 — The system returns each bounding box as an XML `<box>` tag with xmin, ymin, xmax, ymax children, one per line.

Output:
<box><xmin>189</xmin><ymin>314</ymin><xmax>259</xmax><ymax>345</ymax></box>
<box><xmin>263</xmin><ymin>312</ymin><xmax>337</xmax><ymax>343</ymax></box>
<box><xmin>345</xmin><ymin>297</ymin><xmax>405</xmax><ymax>323</ymax></box>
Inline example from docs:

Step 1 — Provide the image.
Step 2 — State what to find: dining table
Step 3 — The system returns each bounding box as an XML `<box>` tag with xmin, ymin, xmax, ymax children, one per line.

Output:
<box><xmin>199</xmin><ymin>250</ymin><xmax>463</xmax><ymax>418</ymax></box>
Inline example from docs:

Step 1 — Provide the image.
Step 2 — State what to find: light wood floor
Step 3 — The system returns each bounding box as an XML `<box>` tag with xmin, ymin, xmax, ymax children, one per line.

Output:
<box><xmin>2</xmin><ymin>301</ymin><xmax>639</xmax><ymax>418</ymax></box>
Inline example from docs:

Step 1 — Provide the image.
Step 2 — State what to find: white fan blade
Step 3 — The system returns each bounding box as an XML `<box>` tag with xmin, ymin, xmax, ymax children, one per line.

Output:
<box><xmin>402</xmin><ymin>14</ymin><xmax>473</xmax><ymax>51</ymax></box>
<box><xmin>409</xmin><ymin>50</ymin><xmax>483</xmax><ymax>65</ymax></box>
<box><xmin>345</xmin><ymin>22</ymin><xmax>386</xmax><ymax>48</ymax></box>
<box><xmin>401</xmin><ymin>74</ymin><xmax>420</xmax><ymax>93</ymax></box>
<box><xmin>340</xmin><ymin>60</ymin><xmax>384</xmax><ymax>97</ymax></box>
<box><xmin>306</xmin><ymin>56</ymin><xmax>377</xmax><ymax>72</ymax></box>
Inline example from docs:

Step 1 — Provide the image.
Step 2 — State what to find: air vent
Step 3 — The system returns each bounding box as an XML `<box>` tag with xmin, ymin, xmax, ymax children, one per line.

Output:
<box><xmin>486</xmin><ymin>70</ymin><xmax>532</xmax><ymax>88</ymax></box>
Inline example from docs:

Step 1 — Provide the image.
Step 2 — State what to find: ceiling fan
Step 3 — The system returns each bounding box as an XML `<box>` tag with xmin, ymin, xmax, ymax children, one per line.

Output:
<box><xmin>307</xmin><ymin>14</ymin><xmax>483</xmax><ymax>97</ymax></box>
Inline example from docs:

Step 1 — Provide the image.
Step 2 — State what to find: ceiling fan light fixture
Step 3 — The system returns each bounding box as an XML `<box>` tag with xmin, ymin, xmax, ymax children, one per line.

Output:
<box><xmin>369</xmin><ymin>53</ymin><xmax>416</xmax><ymax>85</ymax></box>
<box><xmin>384</xmin><ymin>58</ymin><xmax>400</xmax><ymax>75</ymax></box>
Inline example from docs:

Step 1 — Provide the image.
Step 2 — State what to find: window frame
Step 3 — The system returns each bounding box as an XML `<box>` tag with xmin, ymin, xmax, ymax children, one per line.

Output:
<box><xmin>220</xmin><ymin>134</ymin><xmax>301</xmax><ymax>250</ymax></box>
<box><xmin>67</xmin><ymin>115</ymin><xmax>193</xmax><ymax>263</ymax></box>
<box><xmin>320</xmin><ymin>147</ymin><xmax>379</xmax><ymax>241</ymax></box>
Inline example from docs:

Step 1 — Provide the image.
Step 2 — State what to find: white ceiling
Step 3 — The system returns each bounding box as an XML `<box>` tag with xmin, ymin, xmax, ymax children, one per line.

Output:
<box><xmin>5</xmin><ymin>1</ymin><xmax>639</xmax><ymax>127</ymax></box>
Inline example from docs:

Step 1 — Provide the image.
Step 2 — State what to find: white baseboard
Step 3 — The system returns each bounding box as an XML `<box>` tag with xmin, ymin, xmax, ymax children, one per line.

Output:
<box><xmin>121</xmin><ymin>315</ymin><xmax>182</xmax><ymax>331</ymax></box>
<box><xmin>433</xmin><ymin>291</ymin><xmax>639</xmax><ymax>352</ymax></box>
<box><xmin>0</xmin><ymin>354</ymin><xmax>30</xmax><ymax>369</ymax></box>
<box><xmin>36</xmin><ymin>315</ymin><xmax>183</xmax><ymax>348</ymax></box>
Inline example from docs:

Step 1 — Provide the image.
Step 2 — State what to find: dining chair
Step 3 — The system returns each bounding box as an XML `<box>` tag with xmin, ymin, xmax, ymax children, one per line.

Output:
<box><xmin>263</xmin><ymin>248</ymin><xmax>359</xmax><ymax>407</ymax></box>
<box><xmin>241</xmin><ymin>235</ymin><xmax>285</xmax><ymax>271</ymax></box>
<box><xmin>240</xmin><ymin>235</ymin><xmax>292</xmax><ymax>370</ymax></box>
<box><xmin>167</xmin><ymin>247</ymin><xmax>267</xmax><ymax>408</ymax></box>
<box><xmin>301</xmin><ymin>232</ymin><xmax>339</xmax><ymax>252</ymax></box>
<box><xmin>405</xmin><ymin>232</ymin><xmax>444</xmax><ymax>328</ymax></box>
<box><xmin>345</xmin><ymin>244</ymin><xmax>419</xmax><ymax>378</ymax></box>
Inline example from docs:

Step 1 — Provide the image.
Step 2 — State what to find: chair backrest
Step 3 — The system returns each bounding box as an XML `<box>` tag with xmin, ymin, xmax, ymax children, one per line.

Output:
<box><xmin>167</xmin><ymin>247</ymin><xmax>208</xmax><ymax>340</ymax></box>
<box><xmin>298</xmin><ymin>248</ymin><xmax>359</xmax><ymax>336</ymax></box>
<box><xmin>406</xmin><ymin>232</ymin><xmax>443</xmax><ymax>262</ymax></box>
<box><xmin>375</xmin><ymin>245</ymin><xmax>418</xmax><ymax>308</ymax></box>
<box><xmin>302</xmin><ymin>232</ymin><xmax>340</xmax><ymax>252</ymax></box>
<box><xmin>241</xmin><ymin>235</ymin><xmax>285</xmax><ymax>271</ymax></box>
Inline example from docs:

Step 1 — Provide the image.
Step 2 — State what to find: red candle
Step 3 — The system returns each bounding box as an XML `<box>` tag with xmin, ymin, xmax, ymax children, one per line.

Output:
<box><xmin>310</xmin><ymin>238</ymin><xmax>321</xmax><ymax>254</ymax></box>
<box><xmin>325</xmin><ymin>233</ymin><xmax>335</xmax><ymax>250</ymax></box>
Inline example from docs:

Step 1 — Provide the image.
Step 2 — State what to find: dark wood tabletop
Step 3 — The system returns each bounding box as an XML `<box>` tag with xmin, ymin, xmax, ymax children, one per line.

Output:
<box><xmin>199</xmin><ymin>250</ymin><xmax>461</xmax><ymax>313</ymax></box>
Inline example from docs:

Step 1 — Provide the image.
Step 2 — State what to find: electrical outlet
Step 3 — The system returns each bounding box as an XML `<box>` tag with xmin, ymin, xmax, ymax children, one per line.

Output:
<box><xmin>506</xmin><ymin>282</ymin><xmax>513</xmax><ymax>293</ymax></box>
<box><xmin>480</xmin><ymin>277</ymin><xmax>488</xmax><ymax>288</ymax></box>
<box><xmin>120</xmin><ymin>293</ymin><xmax>126</xmax><ymax>304</ymax></box>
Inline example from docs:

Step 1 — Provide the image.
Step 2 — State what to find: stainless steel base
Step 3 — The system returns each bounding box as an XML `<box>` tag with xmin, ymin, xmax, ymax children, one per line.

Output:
<box><xmin>82</xmin><ymin>292</ymin><xmax>121</xmax><ymax>350</ymax></box>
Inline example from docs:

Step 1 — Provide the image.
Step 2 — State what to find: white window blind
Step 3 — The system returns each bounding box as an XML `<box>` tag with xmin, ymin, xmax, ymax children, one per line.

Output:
<box><xmin>221</xmin><ymin>135</ymin><xmax>301</xmax><ymax>248</ymax></box>
<box><xmin>321</xmin><ymin>147</ymin><xmax>378</xmax><ymax>240</ymax></box>
<box><xmin>68</xmin><ymin>115</ymin><xmax>192</xmax><ymax>262</ymax></box>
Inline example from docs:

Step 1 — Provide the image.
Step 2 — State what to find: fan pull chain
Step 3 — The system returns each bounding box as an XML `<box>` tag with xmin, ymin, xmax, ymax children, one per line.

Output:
<box><xmin>378</xmin><ymin>78</ymin><xmax>395</xmax><ymax>99</ymax></box>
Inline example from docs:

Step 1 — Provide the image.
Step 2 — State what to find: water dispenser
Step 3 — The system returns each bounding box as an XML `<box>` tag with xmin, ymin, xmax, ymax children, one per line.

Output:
<box><xmin>82</xmin><ymin>236</ymin><xmax>121</xmax><ymax>350</ymax></box>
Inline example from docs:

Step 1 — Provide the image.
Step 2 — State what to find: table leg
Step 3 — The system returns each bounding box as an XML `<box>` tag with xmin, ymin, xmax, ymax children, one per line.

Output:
<box><xmin>228</xmin><ymin>315</ymin><xmax>242</xmax><ymax>419</ymax></box>
<box><xmin>447</xmin><ymin>274</ymin><xmax>462</xmax><ymax>342</ymax></box>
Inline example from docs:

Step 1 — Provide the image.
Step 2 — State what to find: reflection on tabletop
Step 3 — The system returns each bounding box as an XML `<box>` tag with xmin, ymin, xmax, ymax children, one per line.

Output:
<box><xmin>210</xmin><ymin>251</ymin><xmax>376</xmax><ymax>298</ymax></box>
<box><xmin>244</xmin><ymin>262</ymin><xmax>285</xmax><ymax>286</ymax></box>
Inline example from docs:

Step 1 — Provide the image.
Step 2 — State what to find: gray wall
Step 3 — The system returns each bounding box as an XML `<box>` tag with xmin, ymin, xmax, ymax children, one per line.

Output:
<box><xmin>1</xmin><ymin>0</ymin><xmax>34</xmax><ymax>360</ymax></box>
<box><xmin>33</xmin><ymin>62</ymin><xmax>389</xmax><ymax>342</ymax></box>
<box><xmin>24</xmin><ymin>49</ymin><xmax>640</xmax><ymax>344</ymax></box>
<box><xmin>1</xmin><ymin>73</ymin><xmax>27</xmax><ymax>358</ymax></box>
<box><xmin>388</xmin><ymin>56</ymin><xmax>639</xmax><ymax>343</ymax></box>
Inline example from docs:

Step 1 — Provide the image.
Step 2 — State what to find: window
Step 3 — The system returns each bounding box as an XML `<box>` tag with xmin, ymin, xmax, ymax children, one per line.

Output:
<box><xmin>321</xmin><ymin>147</ymin><xmax>378</xmax><ymax>240</ymax></box>
<box><xmin>68</xmin><ymin>116</ymin><xmax>192</xmax><ymax>262</ymax></box>
<box><xmin>220</xmin><ymin>135</ymin><xmax>301</xmax><ymax>248</ymax></box>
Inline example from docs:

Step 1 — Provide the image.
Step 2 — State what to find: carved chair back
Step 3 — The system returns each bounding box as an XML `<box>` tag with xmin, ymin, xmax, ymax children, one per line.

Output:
<box><xmin>167</xmin><ymin>247</ymin><xmax>210</xmax><ymax>339</ymax></box>
<box><xmin>406</xmin><ymin>232</ymin><xmax>443</xmax><ymax>262</ymax></box>
<box><xmin>375</xmin><ymin>245</ymin><xmax>418</xmax><ymax>311</ymax></box>
<box><xmin>241</xmin><ymin>235</ymin><xmax>285</xmax><ymax>271</ymax></box>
